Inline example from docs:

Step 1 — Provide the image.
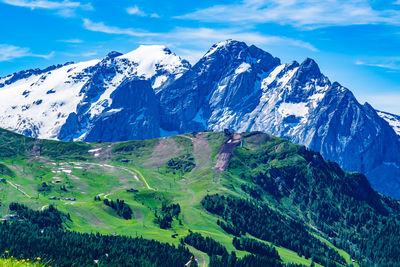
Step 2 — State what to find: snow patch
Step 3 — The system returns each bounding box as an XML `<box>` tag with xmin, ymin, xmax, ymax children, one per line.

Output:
<box><xmin>278</xmin><ymin>102</ymin><xmax>309</xmax><ymax>118</ymax></box>
<box><xmin>235</xmin><ymin>63</ymin><xmax>251</xmax><ymax>75</ymax></box>
<box><xmin>377</xmin><ymin>111</ymin><xmax>400</xmax><ymax>136</ymax></box>
<box><xmin>261</xmin><ymin>64</ymin><xmax>286</xmax><ymax>89</ymax></box>
<box><xmin>277</xmin><ymin>67</ymin><xmax>299</xmax><ymax>87</ymax></box>
<box><xmin>153</xmin><ymin>75</ymin><xmax>168</xmax><ymax>89</ymax></box>
<box><xmin>0</xmin><ymin>59</ymin><xmax>99</xmax><ymax>139</ymax></box>
<box><xmin>88</xmin><ymin>148</ymin><xmax>102</xmax><ymax>153</ymax></box>
<box><xmin>105</xmin><ymin>108</ymin><xmax>123</xmax><ymax>114</ymax></box>
<box><xmin>204</xmin><ymin>40</ymin><xmax>232</xmax><ymax>57</ymax></box>
<box><xmin>117</xmin><ymin>45</ymin><xmax>187</xmax><ymax>79</ymax></box>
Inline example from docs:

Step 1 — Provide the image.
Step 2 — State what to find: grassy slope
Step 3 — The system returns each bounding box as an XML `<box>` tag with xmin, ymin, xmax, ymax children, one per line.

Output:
<box><xmin>0</xmin><ymin>258</ymin><xmax>44</xmax><ymax>267</ymax></box>
<box><xmin>0</xmin><ymin>130</ymin><xmax>353</xmax><ymax>266</ymax></box>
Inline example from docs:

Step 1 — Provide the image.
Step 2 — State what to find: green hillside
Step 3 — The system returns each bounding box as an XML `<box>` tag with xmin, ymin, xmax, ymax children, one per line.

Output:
<box><xmin>0</xmin><ymin>129</ymin><xmax>399</xmax><ymax>266</ymax></box>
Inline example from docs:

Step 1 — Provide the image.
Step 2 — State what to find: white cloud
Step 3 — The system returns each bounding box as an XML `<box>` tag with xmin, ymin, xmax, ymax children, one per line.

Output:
<box><xmin>0</xmin><ymin>44</ymin><xmax>54</xmax><ymax>61</ymax></box>
<box><xmin>1</xmin><ymin>0</ymin><xmax>92</xmax><ymax>16</ymax></box>
<box><xmin>126</xmin><ymin>5</ymin><xmax>159</xmax><ymax>18</ymax></box>
<box><xmin>82</xmin><ymin>19</ymin><xmax>317</xmax><ymax>51</ymax></box>
<box><xmin>356</xmin><ymin>59</ymin><xmax>400</xmax><ymax>70</ymax></box>
<box><xmin>177</xmin><ymin>0</ymin><xmax>400</xmax><ymax>29</ymax></box>
<box><xmin>168</xmin><ymin>27</ymin><xmax>318</xmax><ymax>52</ymax></box>
<box><xmin>126</xmin><ymin>5</ymin><xmax>146</xmax><ymax>16</ymax></box>
<box><xmin>81</xmin><ymin>20</ymin><xmax>318</xmax><ymax>63</ymax></box>
<box><xmin>82</xmin><ymin>19</ymin><xmax>158</xmax><ymax>37</ymax></box>
<box><xmin>58</xmin><ymin>39</ymin><xmax>84</xmax><ymax>43</ymax></box>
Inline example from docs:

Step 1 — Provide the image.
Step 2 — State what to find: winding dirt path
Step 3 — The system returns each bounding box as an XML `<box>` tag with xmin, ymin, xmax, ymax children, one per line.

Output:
<box><xmin>7</xmin><ymin>180</ymin><xmax>31</xmax><ymax>198</ymax></box>
<box><xmin>69</xmin><ymin>162</ymin><xmax>152</xmax><ymax>200</ymax></box>
<box><xmin>71</xmin><ymin>162</ymin><xmax>140</xmax><ymax>182</ymax></box>
<box><xmin>131</xmin><ymin>168</ymin><xmax>153</xmax><ymax>190</ymax></box>
<box><xmin>118</xmin><ymin>166</ymin><xmax>140</xmax><ymax>182</ymax></box>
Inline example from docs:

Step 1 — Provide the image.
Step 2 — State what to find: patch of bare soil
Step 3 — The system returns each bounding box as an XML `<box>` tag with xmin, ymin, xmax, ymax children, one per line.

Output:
<box><xmin>132</xmin><ymin>209</ymin><xmax>143</xmax><ymax>221</ymax></box>
<box><xmin>180</xmin><ymin>133</ymin><xmax>212</xmax><ymax>172</ymax></box>
<box><xmin>88</xmin><ymin>145</ymin><xmax>113</xmax><ymax>161</ymax></box>
<box><xmin>142</xmin><ymin>137</ymin><xmax>182</xmax><ymax>169</ymax></box>
<box><xmin>214</xmin><ymin>133</ymin><xmax>242</xmax><ymax>174</ymax></box>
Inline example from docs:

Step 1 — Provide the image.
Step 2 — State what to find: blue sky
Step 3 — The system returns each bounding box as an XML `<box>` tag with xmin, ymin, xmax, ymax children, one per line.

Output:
<box><xmin>0</xmin><ymin>0</ymin><xmax>400</xmax><ymax>113</ymax></box>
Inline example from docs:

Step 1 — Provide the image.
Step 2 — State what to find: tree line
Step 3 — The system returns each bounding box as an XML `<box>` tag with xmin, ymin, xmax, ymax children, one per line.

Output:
<box><xmin>1</xmin><ymin>203</ymin><xmax>195</xmax><ymax>267</ymax></box>
<box><xmin>201</xmin><ymin>194</ymin><xmax>346</xmax><ymax>266</ymax></box>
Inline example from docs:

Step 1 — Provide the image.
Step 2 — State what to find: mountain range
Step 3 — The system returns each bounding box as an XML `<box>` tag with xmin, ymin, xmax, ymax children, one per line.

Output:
<box><xmin>0</xmin><ymin>39</ymin><xmax>399</xmax><ymax>198</ymax></box>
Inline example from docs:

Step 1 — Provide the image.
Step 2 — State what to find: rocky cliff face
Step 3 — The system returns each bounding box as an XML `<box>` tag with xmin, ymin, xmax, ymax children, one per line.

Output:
<box><xmin>158</xmin><ymin>40</ymin><xmax>400</xmax><ymax>198</ymax></box>
<box><xmin>157</xmin><ymin>40</ymin><xmax>281</xmax><ymax>133</ymax></box>
<box><xmin>60</xmin><ymin>78</ymin><xmax>160</xmax><ymax>142</ymax></box>
<box><xmin>1</xmin><ymin>40</ymin><xmax>400</xmax><ymax>197</ymax></box>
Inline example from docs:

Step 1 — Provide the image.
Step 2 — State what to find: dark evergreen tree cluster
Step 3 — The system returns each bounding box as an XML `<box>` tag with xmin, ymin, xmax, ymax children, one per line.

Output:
<box><xmin>9</xmin><ymin>202</ymin><xmax>69</xmax><ymax>229</ymax></box>
<box><xmin>240</xmin><ymin>183</ymin><xmax>263</xmax><ymax>200</ymax></box>
<box><xmin>232</xmin><ymin>236</ymin><xmax>279</xmax><ymax>258</ymax></box>
<box><xmin>230</xmin><ymin>134</ymin><xmax>400</xmax><ymax>265</ymax></box>
<box><xmin>0</xmin><ymin>203</ymin><xmax>195</xmax><ymax>267</ymax></box>
<box><xmin>217</xmin><ymin>219</ymin><xmax>241</xmax><ymax>236</ymax></box>
<box><xmin>166</xmin><ymin>153</ymin><xmax>195</xmax><ymax>174</ymax></box>
<box><xmin>36</xmin><ymin>182</ymin><xmax>51</xmax><ymax>192</ymax></box>
<box><xmin>0</xmin><ymin>162</ymin><xmax>14</xmax><ymax>177</ymax></box>
<box><xmin>209</xmin><ymin>252</ymin><xmax>283</xmax><ymax>267</ymax></box>
<box><xmin>182</xmin><ymin>232</ymin><xmax>227</xmax><ymax>256</ymax></box>
<box><xmin>183</xmin><ymin>232</ymin><xmax>284</xmax><ymax>267</ymax></box>
<box><xmin>154</xmin><ymin>202</ymin><xmax>181</xmax><ymax>229</ymax></box>
<box><xmin>201</xmin><ymin>194</ymin><xmax>346</xmax><ymax>266</ymax></box>
<box><xmin>103</xmin><ymin>198</ymin><xmax>133</xmax><ymax>220</ymax></box>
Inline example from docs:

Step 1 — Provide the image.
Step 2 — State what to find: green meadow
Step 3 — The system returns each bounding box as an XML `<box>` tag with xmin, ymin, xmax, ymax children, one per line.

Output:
<box><xmin>0</xmin><ymin>129</ymin><xmax>354</xmax><ymax>266</ymax></box>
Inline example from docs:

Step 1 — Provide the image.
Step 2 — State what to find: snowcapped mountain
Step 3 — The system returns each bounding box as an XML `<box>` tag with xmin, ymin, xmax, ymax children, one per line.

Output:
<box><xmin>377</xmin><ymin>110</ymin><xmax>400</xmax><ymax>136</ymax></box>
<box><xmin>0</xmin><ymin>45</ymin><xmax>190</xmax><ymax>141</ymax></box>
<box><xmin>1</xmin><ymin>39</ymin><xmax>400</xmax><ymax>198</ymax></box>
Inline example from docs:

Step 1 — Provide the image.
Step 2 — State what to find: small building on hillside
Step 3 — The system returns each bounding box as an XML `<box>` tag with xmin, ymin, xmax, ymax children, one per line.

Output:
<box><xmin>126</xmin><ymin>188</ymin><xmax>138</xmax><ymax>193</ymax></box>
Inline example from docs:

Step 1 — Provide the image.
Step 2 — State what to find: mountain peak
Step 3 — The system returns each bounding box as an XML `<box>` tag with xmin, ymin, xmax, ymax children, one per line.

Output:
<box><xmin>105</xmin><ymin>51</ymin><xmax>123</xmax><ymax>59</ymax></box>
<box><xmin>116</xmin><ymin>45</ymin><xmax>190</xmax><ymax>79</ymax></box>
<box><xmin>299</xmin><ymin>58</ymin><xmax>321</xmax><ymax>75</ymax></box>
<box><xmin>287</xmin><ymin>57</ymin><xmax>323</xmax><ymax>86</ymax></box>
<box><xmin>119</xmin><ymin>44</ymin><xmax>171</xmax><ymax>61</ymax></box>
<box><xmin>204</xmin><ymin>39</ymin><xmax>248</xmax><ymax>58</ymax></box>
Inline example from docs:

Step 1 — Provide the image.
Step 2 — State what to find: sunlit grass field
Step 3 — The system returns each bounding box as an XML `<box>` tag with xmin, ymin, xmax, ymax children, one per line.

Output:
<box><xmin>0</xmin><ymin>130</ymin><xmax>354</xmax><ymax>266</ymax></box>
